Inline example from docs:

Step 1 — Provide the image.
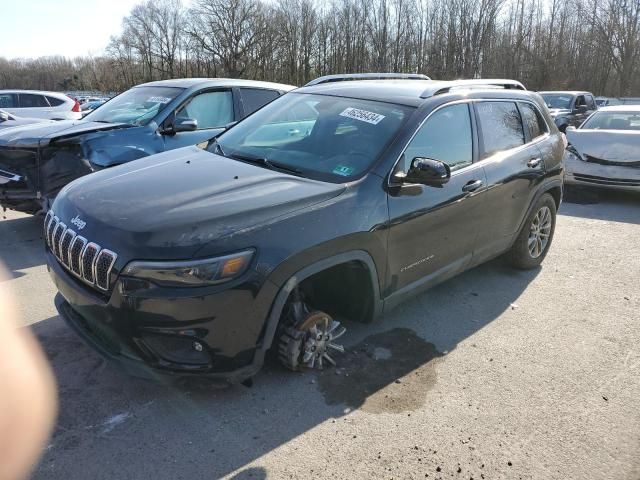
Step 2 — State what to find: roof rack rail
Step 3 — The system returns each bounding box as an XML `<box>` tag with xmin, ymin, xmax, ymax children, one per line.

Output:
<box><xmin>305</xmin><ymin>73</ymin><xmax>431</xmax><ymax>87</ymax></box>
<box><xmin>420</xmin><ymin>79</ymin><xmax>526</xmax><ymax>98</ymax></box>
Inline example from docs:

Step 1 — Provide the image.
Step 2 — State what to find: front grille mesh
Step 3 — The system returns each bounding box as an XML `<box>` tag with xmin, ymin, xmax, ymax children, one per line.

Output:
<box><xmin>45</xmin><ymin>210</ymin><xmax>118</xmax><ymax>291</ymax></box>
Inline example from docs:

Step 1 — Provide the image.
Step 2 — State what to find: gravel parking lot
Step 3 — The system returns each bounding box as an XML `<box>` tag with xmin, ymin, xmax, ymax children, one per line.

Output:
<box><xmin>1</xmin><ymin>188</ymin><xmax>639</xmax><ymax>480</ymax></box>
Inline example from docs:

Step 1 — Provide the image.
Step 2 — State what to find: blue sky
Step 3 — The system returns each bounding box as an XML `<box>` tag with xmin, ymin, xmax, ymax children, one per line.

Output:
<box><xmin>1</xmin><ymin>0</ymin><xmax>144</xmax><ymax>59</ymax></box>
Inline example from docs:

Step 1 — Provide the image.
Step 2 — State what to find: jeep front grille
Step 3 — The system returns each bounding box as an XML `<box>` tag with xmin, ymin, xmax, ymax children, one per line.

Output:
<box><xmin>45</xmin><ymin>210</ymin><xmax>118</xmax><ymax>291</ymax></box>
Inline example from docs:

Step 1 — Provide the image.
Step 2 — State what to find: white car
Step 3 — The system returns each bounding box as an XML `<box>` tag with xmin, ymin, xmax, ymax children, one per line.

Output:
<box><xmin>0</xmin><ymin>109</ymin><xmax>51</xmax><ymax>130</ymax></box>
<box><xmin>564</xmin><ymin>105</ymin><xmax>640</xmax><ymax>191</ymax></box>
<box><xmin>0</xmin><ymin>90</ymin><xmax>82</xmax><ymax>121</ymax></box>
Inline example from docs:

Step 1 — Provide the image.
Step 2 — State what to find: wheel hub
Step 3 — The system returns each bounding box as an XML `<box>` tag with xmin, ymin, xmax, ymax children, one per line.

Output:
<box><xmin>297</xmin><ymin>311</ymin><xmax>346</xmax><ymax>369</ymax></box>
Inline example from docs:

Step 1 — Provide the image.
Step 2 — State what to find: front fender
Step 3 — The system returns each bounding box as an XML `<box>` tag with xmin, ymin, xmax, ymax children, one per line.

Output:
<box><xmin>257</xmin><ymin>249</ymin><xmax>383</xmax><ymax>355</ymax></box>
<box><xmin>87</xmin><ymin>144</ymin><xmax>153</xmax><ymax>168</ymax></box>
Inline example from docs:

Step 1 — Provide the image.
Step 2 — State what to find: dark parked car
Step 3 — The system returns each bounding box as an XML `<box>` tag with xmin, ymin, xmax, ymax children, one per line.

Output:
<box><xmin>0</xmin><ymin>78</ymin><xmax>294</xmax><ymax>214</ymax></box>
<box><xmin>46</xmin><ymin>75</ymin><xmax>564</xmax><ymax>384</ymax></box>
<box><xmin>564</xmin><ymin>105</ymin><xmax>640</xmax><ymax>191</ymax></box>
<box><xmin>539</xmin><ymin>91</ymin><xmax>598</xmax><ymax>132</ymax></box>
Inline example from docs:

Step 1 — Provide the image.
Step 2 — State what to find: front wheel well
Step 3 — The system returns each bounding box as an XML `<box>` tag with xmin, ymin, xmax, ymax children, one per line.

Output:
<box><xmin>294</xmin><ymin>260</ymin><xmax>376</xmax><ymax>324</ymax></box>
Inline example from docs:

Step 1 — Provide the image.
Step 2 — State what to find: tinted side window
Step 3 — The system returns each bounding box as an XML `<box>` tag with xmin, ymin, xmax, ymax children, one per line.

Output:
<box><xmin>19</xmin><ymin>94</ymin><xmax>49</xmax><ymax>108</ymax></box>
<box><xmin>476</xmin><ymin>101</ymin><xmax>524</xmax><ymax>158</ymax></box>
<box><xmin>240</xmin><ymin>88</ymin><xmax>280</xmax><ymax>118</ymax></box>
<box><xmin>46</xmin><ymin>96</ymin><xmax>65</xmax><ymax>107</ymax></box>
<box><xmin>585</xmin><ymin>95</ymin><xmax>596</xmax><ymax>110</ymax></box>
<box><xmin>403</xmin><ymin>103</ymin><xmax>473</xmax><ymax>171</ymax></box>
<box><xmin>176</xmin><ymin>90</ymin><xmax>233</xmax><ymax>129</ymax></box>
<box><xmin>519</xmin><ymin>102</ymin><xmax>548</xmax><ymax>140</ymax></box>
<box><xmin>574</xmin><ymin>95</ymin><xmax>586</xmax><ymax>108</ymax></box>
<box><xmin>0</xmin><ymin>93</ymin><xmax>17</xmax><ymax>108</ymax></box>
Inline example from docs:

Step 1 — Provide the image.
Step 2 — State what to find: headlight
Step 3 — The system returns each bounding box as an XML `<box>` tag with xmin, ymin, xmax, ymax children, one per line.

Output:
<box><xmin>122</xmin><ymin>250</ymin><xmax>254</xmax><ymax>287</ymax></box>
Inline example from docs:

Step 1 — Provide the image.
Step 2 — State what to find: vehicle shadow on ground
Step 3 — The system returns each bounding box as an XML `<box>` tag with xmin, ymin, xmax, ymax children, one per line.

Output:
<box><xmin>561</xmin><ymin>187</ymin><xmax>640</xmax><ymax>225</ymax></box>
<box><xmin>0</xmin><ymin>214</ymin><xmax>45</xmax><ymax>275</ymax></box>
<box><xmin>31</xmin><ymin>256</ymin><xmax>539</xmax><ymax>480</ymax></box>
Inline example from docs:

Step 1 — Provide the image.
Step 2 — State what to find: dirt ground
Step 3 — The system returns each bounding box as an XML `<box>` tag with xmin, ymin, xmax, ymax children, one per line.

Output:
<box><xmin>1</xmin><ymin>187</ymin><xmax>638</xmax><ymax>480</ymax></box>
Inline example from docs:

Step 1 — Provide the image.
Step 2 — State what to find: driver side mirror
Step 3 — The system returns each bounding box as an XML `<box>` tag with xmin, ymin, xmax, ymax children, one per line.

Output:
<box><xmin>395</xmin><ymin>157</ymin><xmax>451</xmax><ymax>186</ymax></box>
<box><xmin>575</xmin><ymin>105</ymin><xmax>588</xmax><ymax>114</ymax></box>
<box><xmin>0</xmin><ymin>112</ymin><xmax>9</xmax><ymax>122</ymax></box>
<box><xmin>173</xmin><ymin>118</ymin><xmax>198</xmax><ymax>133</ymax></box>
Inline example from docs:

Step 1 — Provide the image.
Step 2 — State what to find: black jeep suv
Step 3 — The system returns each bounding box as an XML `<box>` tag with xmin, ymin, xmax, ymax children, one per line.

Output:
<box><xmin>46</xmin><ymin>75</ymin><xmax>564</xmax><ymax>383</ymax></box>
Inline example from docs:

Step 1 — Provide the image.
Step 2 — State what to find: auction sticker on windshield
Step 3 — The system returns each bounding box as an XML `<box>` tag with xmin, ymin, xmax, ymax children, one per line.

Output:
<box><xmin>333</xmin><ymin>165</ymin><xmax>355</xmax><ymax>176</ymax></box>
<box><xmin>339</xmin><ymin>107</ymin><xmax>385</xmax><ymax>125</ymax></box>
<box><xmin>147</xmin><ymin>96</ymin><xmax>172</xmax><ymax>103</ymax></box>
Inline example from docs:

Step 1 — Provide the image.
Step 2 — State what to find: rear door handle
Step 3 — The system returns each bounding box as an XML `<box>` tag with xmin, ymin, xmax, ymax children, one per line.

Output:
<box><xmin>462</xmin><ymin>179</ymin><xmax>484</xmax><ymax>192</ymax></box>
<box><xmin>527</xmin><ymin>157</ymin><xmax>542</xmax><ymax>168</ymax></box>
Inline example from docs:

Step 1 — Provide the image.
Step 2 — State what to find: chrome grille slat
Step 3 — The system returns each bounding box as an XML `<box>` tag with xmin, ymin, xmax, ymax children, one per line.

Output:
<box><xmin>44</xmin><ymin>211</ymin><xmax>54</xmax><ymax>245</ymax></box>
<box><xmin>95</xmin><ymin>250</ymin><xmax>118</xmax><ymax>291</ymax></box>
<box><xmin>81</xmin><ymin>243</ymin><xmax>100</xmax><ymax>285</ymax></box>
<box><xmin>69</xmin><ymin>236</ymin><xmax>87</xmax><ymax>277</ymax></box>
<box><xmin>47</xmin><ymin>211</ymin><xmax>118</xmax><ymax>292</ymax></box>
<box><xmin>52</xmin><ymin>223</ymin><xmax>66</xmax><ymax>260</ymax></box>
<box><xmin>47</xmin><ymin>216</ymin><xmax>59</xmax><ymax>248</ymax></box>
<box><xmin>60</xmin><ymin>229</ymin><xmax>76</xmax><ymax>267</ymax></box>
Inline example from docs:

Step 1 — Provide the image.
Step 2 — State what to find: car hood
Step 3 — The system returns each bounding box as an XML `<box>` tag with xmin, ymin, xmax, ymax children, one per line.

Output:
<box><xmin>566</xmin><ymin>129</ymin><xmax>640</xmax><ymax>163</ymax></box>
<box><xmin>548</xmin><ymin>108</ymin><xmax>571</xmax><ymax>117</ymax></box>
<box><xmin>52</xmin><ymin>147</ymin><xmax>346</xmax><ymax>259</ymax></box>
<box><xmin>0</xmin><ymin>120</ymin><xmax>130</xmax><ymax>148</ymax></box>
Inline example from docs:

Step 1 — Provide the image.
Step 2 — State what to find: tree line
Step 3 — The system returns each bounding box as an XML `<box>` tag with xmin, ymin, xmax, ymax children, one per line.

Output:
<box><xmin>1</xmin><ymin>0</ymin><xmax>639</xmax><ymax>96</ymax></box>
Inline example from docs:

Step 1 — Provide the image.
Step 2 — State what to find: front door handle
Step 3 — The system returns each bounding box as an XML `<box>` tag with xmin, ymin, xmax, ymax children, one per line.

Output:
<box><xmin>462</xmin><ymin>179</ymin><xmax>484</xmax><ymax>192</ymax></box>
<box><xmin>527</xmin><ymin>157</ymin><xmax>542</xmax><ymax>168</ymax></box>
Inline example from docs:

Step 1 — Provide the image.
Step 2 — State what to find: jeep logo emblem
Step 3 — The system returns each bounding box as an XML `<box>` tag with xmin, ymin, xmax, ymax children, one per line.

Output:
<box><xmin>70</xmin><ymin>215</ymin><xmax>86</xmax><ymax>230</ymax></box>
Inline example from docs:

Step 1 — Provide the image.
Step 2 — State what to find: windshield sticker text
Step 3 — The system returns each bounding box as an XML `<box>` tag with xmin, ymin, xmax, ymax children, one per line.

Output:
<box><xmin>339</xmin><ymin>107</ymin><xmax>385</xmax><ymax>125</ymax></box>
<box><xmin>333</xmin><ymin>165</ymin><xmax>355</xmax><ymax>176</ymax></box>
<box><xmin>147</xmin><ymin>96</ymin><xmax>172</xmax><ymax>103</ymax></box>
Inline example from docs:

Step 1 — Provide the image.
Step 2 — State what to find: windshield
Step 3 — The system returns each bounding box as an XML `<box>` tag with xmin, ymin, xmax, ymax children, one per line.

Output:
<box><xmin>581</xmin><ymin>111</ymin><xmax>640</xmax><ymax>130</ymax></box>
<box><xmin>83</xmin><ymin>86</ymin><xmax>183</xmax><ymax>126</ymax></box>
<box><xmin>213</xmin><ymin>93</ymin><xmax>412</xmax><ymax>182</ymax></box>
<box><xmin>541</xmin><ymin>94</ymin><xmax>573</xmax><ymax>110</ymax></box>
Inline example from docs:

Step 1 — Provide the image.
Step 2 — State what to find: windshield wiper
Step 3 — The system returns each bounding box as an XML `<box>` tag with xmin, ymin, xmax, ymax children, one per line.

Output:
<box><xmin>228</xmin><ymin>152</ymin><xmax>303</xmax><ymax>175</ymax></box>
<box><xmin>208</xmin><ymin>137</ymin><xmax>226</xmax><ymax>156</ymax></box>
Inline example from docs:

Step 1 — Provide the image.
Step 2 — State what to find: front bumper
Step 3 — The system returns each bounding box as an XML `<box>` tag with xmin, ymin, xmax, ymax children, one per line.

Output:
<box><xmin>564</xmin><ymin>154</ymin><xmax>640</xmax><ymax>191</ymax></box>
<box><xmin>48</xmin><ymin>251</ymin><xmax>279</xmax><ymax>383</ymax></box>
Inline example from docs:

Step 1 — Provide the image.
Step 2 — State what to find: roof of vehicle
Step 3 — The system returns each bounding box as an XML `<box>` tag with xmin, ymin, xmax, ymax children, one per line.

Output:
<box><xmin>136</xmin><ymin>78</ymin><xmax>296</xmax><ymax>91</ymax></box>
<box><xmin>296</xmin><ymin>79</ymin><xmax>532</xmax><ymax>107</ymax></box>
<box><xmin>0</xmin><ymin>89</ymin><xmax>71</xmax><ymax>99</ymax></box>
<box><xmin>597</xmin><ymin>105</ymin><xmax>640</xmax><ymax>112</ymax></box>
<box><xmin>538</xmin><ymin>91</ymin><xmax>593</xmax><ymax>96</ymax></box>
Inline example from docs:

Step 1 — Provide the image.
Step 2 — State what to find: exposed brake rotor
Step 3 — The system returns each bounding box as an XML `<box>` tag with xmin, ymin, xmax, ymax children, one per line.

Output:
<box><xmin>278</xmin><ymin>310</ymin><xmax>346</xmax><ymax>371</ymax></box>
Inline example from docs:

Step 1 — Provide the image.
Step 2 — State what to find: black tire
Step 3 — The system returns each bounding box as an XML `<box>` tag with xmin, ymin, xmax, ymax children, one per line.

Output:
<box><xmin>508</xmin><ymin>193</ymin><xmax>557</xmax><ymax>270</ymax></box>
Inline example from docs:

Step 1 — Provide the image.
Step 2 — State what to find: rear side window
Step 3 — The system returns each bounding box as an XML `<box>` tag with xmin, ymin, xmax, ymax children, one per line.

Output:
<box><xmin>19</xmin><ymin>94</ymin><xmax>49</xmax><ymax>108</ymax></box>
<box><xmin>476</xmin><ymin>101</ymin><xmax>525</xmax><ymax>158</ymax></box>
<box><xmin>519</xmin><ymin>102</ymin><xmax>548</xmax><ymax>140</ymax></box>
<box><xmin>240</xmin><ymin>88</ymin><xmax>280</xmax><ymax>118</ymax></box>
<box><xmin>585</xmin><ymin>95</ymin><xmax>596</xmax><ymax>110</ymax></box>
<box><xmin>46</xmin><ymin>96</ymin><xmax>65</xmax><ymax>107</ymax></box>
<box><xmin>403</xmin><ymin>103</ymin><xmax>473</xmax><ymax>171</ymax></box>
<box><xmin>0</xmin><ymin>93</ymin><xmax>17</xmax><ymax>108</ymax></box>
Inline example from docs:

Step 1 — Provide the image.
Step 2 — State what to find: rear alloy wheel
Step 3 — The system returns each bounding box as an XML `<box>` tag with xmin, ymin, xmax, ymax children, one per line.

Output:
<box><xmin>508</xmin><ymin>193</ymin><xmax>557</xmax><ymax>269</ymax></box>
<box><xmin>278</xmin><ymin>311</ymin><xmax>346</xmax><ymax>371</ymax></box>
<box><xmin>528</xmin><ymin>206</ymin><xmax>552</xmax><ymax>258</ymax></box>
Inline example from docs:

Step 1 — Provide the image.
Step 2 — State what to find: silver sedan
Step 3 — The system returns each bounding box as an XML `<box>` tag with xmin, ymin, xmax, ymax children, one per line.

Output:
<box><xmin>564</xmin><ymin>105</ymin><xmax>640</xmax><ymax>191</ymax></box>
